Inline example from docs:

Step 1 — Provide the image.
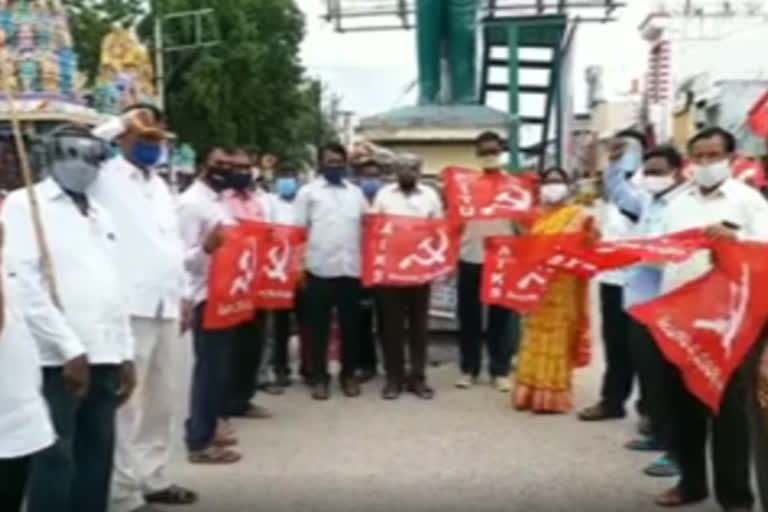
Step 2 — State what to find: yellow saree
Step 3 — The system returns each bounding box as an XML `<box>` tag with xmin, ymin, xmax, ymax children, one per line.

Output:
<box><xmin>513</xmin><ymin>204</ymin><xmax>591</xmax><ymax>413</ymax></box>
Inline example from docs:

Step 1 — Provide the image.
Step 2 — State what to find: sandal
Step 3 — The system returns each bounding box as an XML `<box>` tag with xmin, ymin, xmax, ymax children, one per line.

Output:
<box><xmin>643</xmin><ymin>456</ymin><xmax>680</xmax><ymax>478</ymax></box>
<box><xmin>145</xmin><ymin>484</ymin><xmax>198</xmax><ymax>505</ymax></box>
<box><xmin>240</xmin><ymin>404</ymin><xmax>273</xmax><ymax>419</ymax></box>
<box><xmin>188</xmin><ymin>446</ymin><xmax>242</xmax><ymax>465</ymax></box>
<box><xmin>655</xmin><ymin>486</ymin><xmax>707</xmax><ymax>508</ymax></box>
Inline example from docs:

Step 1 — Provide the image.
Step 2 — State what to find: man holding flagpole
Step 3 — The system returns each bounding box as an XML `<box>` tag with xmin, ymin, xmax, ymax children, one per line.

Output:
<box><xmin>3</xmin><ymin>123</ymin><xmax>136</xmax><ymax>512</ymax></box>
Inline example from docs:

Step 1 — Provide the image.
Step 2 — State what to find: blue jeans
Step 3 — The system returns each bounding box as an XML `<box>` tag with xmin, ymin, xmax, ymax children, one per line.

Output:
<box><xmin>185</xmin><ymin>303</ymin><xmax>235</xmax><ymax>451</ymax></box>
<box><xmin>26</xmin><ymin>365</ymin><xmax>120</xmax><ymax>512</ymax></box>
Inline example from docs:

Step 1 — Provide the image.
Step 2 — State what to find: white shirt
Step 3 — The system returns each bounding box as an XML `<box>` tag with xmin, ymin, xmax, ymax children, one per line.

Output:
<box><xmin>270</xmin><ymin>194</ymin><xmax>299</xmax><ymax>225</ymax></box>
<box><xmin>597</xmin><ymin>202</ymin><xmax>636</xmax><ymax>286</ymax></box>
<box><xmin>177</xmin><ymin>180</ymin><xmax>236</xmax><ymax>305</ymax></box>
<box><xmin>90</xmin><ymin>156</ymin><xmax>186</xmax><ymax>320</ymax></box>
<box><xmin>660</xmin><ymin>178</ymin><xmax>768</xmax><ymax>294</ymax></box>
<box><xmin>3</xmin><ymin>178</ymin><xmax>134</xmax><ymax>366</ymax></box>
<box><xmin>371</xmin><ymin>183</ymin><xmax>444</xmax><ymax>218</ymax></box>
<box><xmin>0</xmin><ymin>276</ymin><xmax>55</xmax><ymax>458</ymax></box>
<box><xmin>294</xmin><ymin>177</ymin><xmax>367</xmax><ymax>278</ymax></box>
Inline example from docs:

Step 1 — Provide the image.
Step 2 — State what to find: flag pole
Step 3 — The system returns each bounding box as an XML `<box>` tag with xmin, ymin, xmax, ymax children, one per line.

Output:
<box><xmin>2</xmin><ymin>71</ymin><xmax>61</xmax><ymax>307</ymax></box>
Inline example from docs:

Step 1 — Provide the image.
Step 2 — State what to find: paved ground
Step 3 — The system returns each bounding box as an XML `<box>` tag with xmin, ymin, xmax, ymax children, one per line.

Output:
<box><xmin>165</xmin><ymin>338</ymin><xmax>724</xmax><ymax>512</ymax></box>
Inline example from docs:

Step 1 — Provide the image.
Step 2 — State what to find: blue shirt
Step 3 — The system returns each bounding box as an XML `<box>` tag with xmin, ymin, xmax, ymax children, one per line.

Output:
<box><xmin>603</xmin><ymin>163</ymin><xmax>689</xmax><ymax>309</ymax></box>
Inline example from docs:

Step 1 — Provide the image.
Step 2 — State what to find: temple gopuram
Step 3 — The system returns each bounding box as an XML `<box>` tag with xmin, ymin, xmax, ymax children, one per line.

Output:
<box><xmin>0</xmin><ymin>0</ymin><xmax>104</xmax><ymax>191</ymax></box>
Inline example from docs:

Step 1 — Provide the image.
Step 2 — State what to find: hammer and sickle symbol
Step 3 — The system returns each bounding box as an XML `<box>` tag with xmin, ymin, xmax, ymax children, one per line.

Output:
<box><xmin>399</xmin><ymin>229</ymin><xmax>449</xmax><ymax>270</ymax></box>
<box><xmin>481</xmin><ymin>185</ymin><xmax>533</xmax><ymax>216</ymax></box>
<box><xmin>263</xmin><ymin>238</ymin><xmax>291</xmax><ymax>283</ymax></box>
<box><xmin>229</xmin><ymin>245</ymin><xmax>255</xmax><ymax>296</ymax></box>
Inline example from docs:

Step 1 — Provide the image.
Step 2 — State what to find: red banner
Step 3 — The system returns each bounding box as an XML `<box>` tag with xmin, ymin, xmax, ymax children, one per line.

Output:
<box><xmin>362</xmin><ymin>214</ymin><xmax>460</xmax><ymax>287</ymax></box>
<box><xmin>253</xmin><ymin>223</ymin><xmax>306</xmax><ymax>310</ymax></box>
<box><xmin>204</xmin><ymin>222</ymin><xmax>306</xmax><ymax>329</ymax></box>
<box><xmin>442</xmin><ymin>166</ymin><xmax>536</xmax><ymax>224</ymax></box>
<box><xmin>630</xmin><ymin>242</ymin><xmax>768</xmax><ymax>412</ymax></box>
<box><xmin>204</xmin><ymin>224</ymin><xmax>259</xmax><ymax>330</ymax></box>
<box><xmin>482</xmin><ymin>230</ymin><xmax>711</xmax><ymax>312</ymax></box>
<box><xmin>750</xmin><ymin>90</ymin><xmax>768</xmax><ymax>138</ymax></box>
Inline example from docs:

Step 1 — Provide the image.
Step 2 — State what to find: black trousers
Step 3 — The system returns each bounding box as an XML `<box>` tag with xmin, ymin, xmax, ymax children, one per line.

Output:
<box><xmin>27</xmin><ymin>366</ymin><xmax>120</xmax><ymax>512</ymax></box>
<box><xmin>378</xmin><ymin>285</ymin><xmax>431</xmax><ymax>383</ymax></box>
<box><xmin>228</xmin><ymin>314</ymin><xmax>266</xmax><ymax>416</ymax></box>
<box><xmin>598</xmin><ymin>283</ymin><xmax>638</xmax><ymax>414</ymax></box>
<box><xmin>0</xmin><ymin>455</ymin><xmax>31</xmax><ymax>512</ymax></box>
<box><xmin>748</xmin><ymin>330</ymin><xmax>768</xmax><ymax>512</ymax></box>
<box><xmin>305</xmin><ymin>274</ymin><xmax>361</xmax><ymax>381</ymax></box>
<box><xmin>457</xmin><ymin>261</ymin><xmax>517</xmax><ymax>377</ymax></box>
<box><xmin>665</xmin><ymin>344</ymin><xmax>756</xmax><ymax>508</ymax></box>
<box><xmin>358</xmin><ymin>288</ymin><xmax>380</xmax><ymax>373</ymax></box>
<box><xmin>273</xmin><ymin>289</ymin><xmax>305</xmax><ymax>377</ymax></box>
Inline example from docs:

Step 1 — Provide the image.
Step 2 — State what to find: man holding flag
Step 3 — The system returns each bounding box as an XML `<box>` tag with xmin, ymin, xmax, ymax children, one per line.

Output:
<box><xmin>371</xmin><ymin>155</ymin><xmax>443</xmax><ymax>400</ymax></box>
<box><xmin>653</xmin><ymin>127</ymin><xmax>768</xmax><ymax>509</ymax></box>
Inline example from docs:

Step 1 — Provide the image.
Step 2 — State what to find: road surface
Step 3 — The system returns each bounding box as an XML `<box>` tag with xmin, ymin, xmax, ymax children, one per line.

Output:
<box><xmin>165</xmin><ymin>341</ymin><xmax>723</xmax><ymax>512</ymax></box>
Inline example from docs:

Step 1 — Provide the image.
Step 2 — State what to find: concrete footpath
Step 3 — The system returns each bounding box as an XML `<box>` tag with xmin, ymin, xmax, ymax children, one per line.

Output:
<box><xmin>165</xmin><ymin>341</ymin><xmax>722</xmax><ymax>512</ymax></box>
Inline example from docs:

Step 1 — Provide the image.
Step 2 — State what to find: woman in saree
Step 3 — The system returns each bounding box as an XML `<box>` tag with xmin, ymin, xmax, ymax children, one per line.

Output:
<box><xmin>513</xmin><ymin>167</ymin><xmax>592</xmax><ymax>413</ymax></box>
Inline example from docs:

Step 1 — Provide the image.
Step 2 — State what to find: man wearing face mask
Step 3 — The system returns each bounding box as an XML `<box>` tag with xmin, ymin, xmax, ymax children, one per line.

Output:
<box><xmin>178</xmin><ymin>146</ymin><xmax>258</xmax><ymax>464</ymax></box>
<box><xmin>3</xmin><ymin>124</ymin><xmax>136</xmax><ymax>512</ymax></box>
<box><xmin>295</xmin><ymin>142</ymin><xmax>368</xmax><ymax>400</ymax></box>
<box><xmin>581</xmin><ymin>130</ymin><xmax>645</xmax><ymax>427</ymax></box>
<box><xmin>652</xmin><ymin>127</ymin><xmax>768</xmax><ymax>509</ymax></box>
<box><xmin>355</xmin><ymin>159</ymin><xmax>383</xmax><ymax>381</ymax></box>
<box><xmin>602</xmin><ymin>143</ymin><xmax>690</xmax><ymax>479</ymax></box>
<box><xmin>89</xmin><ymin>106</ymin><xmax>198</xmax><ymax>511</ymax></box>
<box><xmin>372</xmin><ymin>155</ymin><xmax>443</xmax><ymax>400</ymax></box>
<box><xmin>456</xmin><ymin>131</ymin><xmax>517</xmax><ymax>392</ymax></box>
<box><xmin>268</xmin><ymin>167</ymin><xmax>309</xmax><ymax>386</ymax></box>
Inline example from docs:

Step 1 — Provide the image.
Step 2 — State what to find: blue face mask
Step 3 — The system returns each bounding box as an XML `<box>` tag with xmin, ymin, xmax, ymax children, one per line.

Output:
<box><xmin>320</xmin><ymin>166</ymin><xmax>346</xmax><ymax>185</ymax></box>
<box><xmin>276</xmin><ymin>177</ymin><xmax>298</xmax><ymax>199</ymax></box>
<box><xmin>360</xmin><ymin>178</ymin><xmax>381</xmax><ymax>199</ymax></box>
<box><xmin>229</xmin><ymin>172</ymin><xmax>253</xmax><ymax>191</ymax></box>
<box><xmin>131</xmin><ymin>141</ymin><xmax>162</xmax><ymax>168</ymax></box>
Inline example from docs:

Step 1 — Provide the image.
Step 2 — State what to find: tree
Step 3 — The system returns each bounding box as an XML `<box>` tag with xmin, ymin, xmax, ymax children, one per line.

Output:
<box><xmin>154</xmin><ymin>0</ymin><xmax>336</xmax><ymax>167</ymax></box>
<box><xmin>63</xmin><ymin>0</ymin><xmax>145</xmax><ymax>84</ymax></box>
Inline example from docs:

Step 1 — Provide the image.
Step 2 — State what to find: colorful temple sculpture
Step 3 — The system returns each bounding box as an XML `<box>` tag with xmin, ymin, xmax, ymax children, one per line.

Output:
<box><xmin>0</xmin><ymin>0</ymin><xmax>99</xmax><ymax>122</ymax></box>
<box><xmin>91</xmin><ymin>27</ymin><xmax>157</xmax><ymax>114</ymax></box>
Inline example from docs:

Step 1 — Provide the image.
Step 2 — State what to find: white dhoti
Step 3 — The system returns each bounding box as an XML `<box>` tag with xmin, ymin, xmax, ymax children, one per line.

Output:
<box><xmin>110</xmin><ymin>316</ymin><xmax>181</xmax><ymax>512</ymax></box>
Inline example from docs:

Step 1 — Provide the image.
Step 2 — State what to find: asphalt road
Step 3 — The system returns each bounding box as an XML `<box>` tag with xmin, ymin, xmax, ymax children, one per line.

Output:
<box><xmin>164</xmin><ymin>339</ymin><xmax>724</xmax><ymax>512</ymax></box>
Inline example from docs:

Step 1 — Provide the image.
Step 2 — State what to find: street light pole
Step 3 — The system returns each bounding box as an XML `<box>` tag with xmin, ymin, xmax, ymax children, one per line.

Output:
<box><xmin>152</xmin><ymin>0</ymin><xmax>166</xmax><ymax>110</ymax></box>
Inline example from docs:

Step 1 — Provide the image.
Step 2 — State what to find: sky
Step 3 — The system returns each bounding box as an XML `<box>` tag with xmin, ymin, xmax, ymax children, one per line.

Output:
<box><xmin>296</xmin><ymin>0</ymin><xmax>654</xmax><ymax>117</ymax></box>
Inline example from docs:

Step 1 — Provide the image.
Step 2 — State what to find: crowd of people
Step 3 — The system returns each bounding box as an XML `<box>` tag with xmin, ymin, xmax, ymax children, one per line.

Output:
<box><xmin>1</xmin><ymin>102</ymin><xmax>768</xmax><ymax>512</ymax></box>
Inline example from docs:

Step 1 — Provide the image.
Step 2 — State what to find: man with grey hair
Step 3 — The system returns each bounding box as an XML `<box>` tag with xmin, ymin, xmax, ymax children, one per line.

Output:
<box><xmin>371</xmin><ymin>153</ymin><xmax>443</xmax><ymax>399</ymax></box>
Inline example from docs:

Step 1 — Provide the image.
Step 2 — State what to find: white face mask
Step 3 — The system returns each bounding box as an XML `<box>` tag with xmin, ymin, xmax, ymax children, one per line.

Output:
<box><xmin>641</xmin><ymin>174</ymin><xmax>676</xmax><ymax>195</ymax></box>
<box><xmin>692</xmin><ymin>160</ymin><xmax>730</xmax><ymax>189</ymax></box>
<box><xmin>539</xmin><ymin>183</ymin><xmax>569</xmax><ymax>204</ymax></box>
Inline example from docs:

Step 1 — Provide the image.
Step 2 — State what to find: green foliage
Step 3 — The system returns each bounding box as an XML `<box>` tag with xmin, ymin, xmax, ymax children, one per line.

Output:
<box><xmin>62</xmin><ymin>0</ymin><xmax>145</xmax><ymax>84</ymax></box>
<box><xmin>67</xmin><ymin>0</ymin><xmax>336</xmax><ymax>168</ymax></box>
<box><xmin>153</xmin><ymin>0</ymin><xmax>336</xmax><ymax>167</ymax></box>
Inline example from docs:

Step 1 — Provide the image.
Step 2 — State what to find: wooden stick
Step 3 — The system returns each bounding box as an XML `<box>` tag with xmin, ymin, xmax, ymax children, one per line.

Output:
<box><xmin>2</xmin><ymin>73</ymin><xmax>61</xmax><ymax>308</ymax></box>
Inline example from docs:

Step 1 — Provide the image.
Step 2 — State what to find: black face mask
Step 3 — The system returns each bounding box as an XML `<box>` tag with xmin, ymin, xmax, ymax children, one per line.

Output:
<box><xmin>398</xmin><ymin>174</ymin><xmax>417</xmax><ymax>191</ymax></box>
<box><xmin>229</xmin><ymin>172</ymin><xmax>253</xmax><ymax>191</ymax></box>
<box><xmin>206</xmin><ymin>167</ymin><xmax>231</xmax><ymax>192</ymax></box>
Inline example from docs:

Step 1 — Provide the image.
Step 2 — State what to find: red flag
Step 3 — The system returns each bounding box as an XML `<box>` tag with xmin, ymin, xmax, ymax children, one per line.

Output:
<box><xmin>481</xmin><ymin>234</ymin><xmax>583</xmax><ymax>313</ymax></box>
<box><xmin>630</xmin><ymin>242</ymin><xmax>768</xmax><ymax>412</ymax></box>
<box><xmin>442</xmin><ymin>166</ymin><xmax>536</xmax><ymax>224</ymax></box>
<box><xmin>362</xmin><ymin>214</ymin><xmax>460</xmax><ymax>287</ymax></box>
<box><xmin>750</xmin><ymin>90</ymin><xmax>768</xmax><ymax>138</ymax></box>
<box><xmin>556</xmin><ymin>229</ymin><xmax>710</xmax><ymax>278</ymax></box>
<box><xmin>253</xmin><ymin>223</ymin><xmax>306</xmax><ymax>310</ymax></box>
<box><xmin>482</xmin><ymin>230</ymin><xmax>712</xmax><ymax>312</ymax></box>
<box><xmin>203</xmin><ymin>224</ymin><xmax>258</xmax><ymax>330</ymax></box>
